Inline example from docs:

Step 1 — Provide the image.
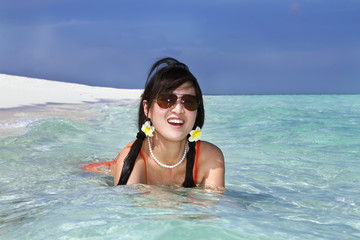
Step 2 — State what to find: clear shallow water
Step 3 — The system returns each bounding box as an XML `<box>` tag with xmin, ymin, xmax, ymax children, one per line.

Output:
<box><xmin>0</xmin><ymin>95</ymin><xmax>360</xmax><ymax>239</ymax></box>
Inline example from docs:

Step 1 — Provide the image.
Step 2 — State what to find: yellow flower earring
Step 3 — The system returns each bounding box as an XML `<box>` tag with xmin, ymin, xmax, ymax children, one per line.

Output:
<box><xmin>188</xmin><ymin>126</ymin><xmax>202</xmax><ymax>142</ymax></box>
<box><xmin>141</xmin><ymin>120</ymin><xmax>155</xmax><ymax>137</ymax></box>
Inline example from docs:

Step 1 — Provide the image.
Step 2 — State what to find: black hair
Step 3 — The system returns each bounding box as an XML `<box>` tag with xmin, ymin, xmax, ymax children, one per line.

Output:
<box><xmin>118</xmin><ymin>57</ymin><xmax>205</xmax><ymax>187</ymax></box>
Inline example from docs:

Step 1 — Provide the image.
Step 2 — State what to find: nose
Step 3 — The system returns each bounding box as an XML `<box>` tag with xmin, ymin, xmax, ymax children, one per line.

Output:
<box><xmin>171</xmin><ymin>99</ymin><xmax>185</xmax><ymax>114</ymax></box>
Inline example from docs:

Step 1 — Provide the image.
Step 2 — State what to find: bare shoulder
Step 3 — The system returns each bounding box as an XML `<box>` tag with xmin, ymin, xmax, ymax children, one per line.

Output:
<box><xmin>199</xmin><ymin>141</ymin><xmax>224</xmax><ymax>166</ymax></box>
<box><xmin>112</xmin><ymin>140</ymin><xmax>137</xmax><ymax>185</ymax></box>
<box><xmin>197</xmin><ymin>141</ymin><xmax>225</xmax><ymax>187</ymax></box>
<box><xmin>114</xmin><ymin>140</ymin><xmax>136</xmax><ymax>166</ymax></box>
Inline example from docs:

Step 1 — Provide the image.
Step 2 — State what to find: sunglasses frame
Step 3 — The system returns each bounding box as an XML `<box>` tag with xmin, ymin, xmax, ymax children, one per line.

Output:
<box><xmin>156</xmin><ymin>93</ymin><xmax>199</xmax><ymax>111</ymax></box>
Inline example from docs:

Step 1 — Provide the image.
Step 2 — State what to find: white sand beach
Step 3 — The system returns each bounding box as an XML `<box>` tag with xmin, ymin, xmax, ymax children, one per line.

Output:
<box><xmin>0</xmin><ymin>73</ymin><xmax>143</xmax><ymax>139</ymax></box>
<box><xmin>0</xmin><ymin>73</ymin><xmax>143</xmax><ymax>109</ymax></box>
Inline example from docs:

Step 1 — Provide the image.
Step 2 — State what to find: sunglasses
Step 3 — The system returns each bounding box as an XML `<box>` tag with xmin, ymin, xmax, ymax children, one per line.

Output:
<box><xmin>156</xmin><ymin>93</ymin><xmax>199</xmax><ymax>111</ymax></box>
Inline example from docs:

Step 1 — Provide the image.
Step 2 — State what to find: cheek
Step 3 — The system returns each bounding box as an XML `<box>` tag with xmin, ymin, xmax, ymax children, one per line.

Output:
<box><xmin>149</xmin><ymin>106</ymin><xmax>165</xmax><ymax>123</ymax></box>
<box><xmin>147</xmin><ymin>102</ymin><xmax>159</xmax><ymax>120</ymax></box>
<box><xmin>189</xmin><ymin>111</ymin><xmax>198</xmax><ymax>127</ymax></box>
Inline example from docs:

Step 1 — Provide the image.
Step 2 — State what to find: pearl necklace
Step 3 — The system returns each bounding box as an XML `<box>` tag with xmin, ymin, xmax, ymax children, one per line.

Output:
<box><xmin>147</xmin><ymin>137</ymin><xmax>187</xmax><ymax>169</ymax></box>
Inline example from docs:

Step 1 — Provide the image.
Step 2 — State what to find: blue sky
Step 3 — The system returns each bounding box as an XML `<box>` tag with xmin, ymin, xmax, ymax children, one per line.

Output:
<box><xmin>0</xmin><ymin>0</ymin><xmax>359</xmax><ymax>94</ymax></box>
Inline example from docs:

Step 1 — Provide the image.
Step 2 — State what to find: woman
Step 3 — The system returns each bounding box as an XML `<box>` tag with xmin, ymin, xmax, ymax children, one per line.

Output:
<box><xmin>113</xmin><ymin>57</ymin><xmax>224</xmax><ymax>188</ymax></box>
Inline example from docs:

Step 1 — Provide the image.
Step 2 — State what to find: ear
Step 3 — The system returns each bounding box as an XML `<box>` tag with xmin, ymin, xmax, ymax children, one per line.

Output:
<box><xmin>143</xmin><ymin>100</ymin><xmax>152</xmax><ymax>119</ymax></box>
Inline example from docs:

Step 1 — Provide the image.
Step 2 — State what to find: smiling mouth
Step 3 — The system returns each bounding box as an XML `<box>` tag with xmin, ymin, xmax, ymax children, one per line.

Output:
<box><xmin>167</xmin><ymin>119</ymin><xmax>184</xmax><ymax>126</ymax></box>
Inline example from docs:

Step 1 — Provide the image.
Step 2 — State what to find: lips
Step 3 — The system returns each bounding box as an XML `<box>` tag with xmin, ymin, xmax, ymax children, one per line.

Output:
<box><xmin>167</xmin><ymin>118</ymin><xmax>184</xmax><ymax>126</ymax></box>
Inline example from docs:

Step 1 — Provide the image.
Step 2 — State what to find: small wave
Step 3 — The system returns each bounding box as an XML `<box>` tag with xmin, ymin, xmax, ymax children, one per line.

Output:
<box><xmin>0</xmin><ymin>118</ymin><xmax>40</xmax><ymax>129</ymax></box>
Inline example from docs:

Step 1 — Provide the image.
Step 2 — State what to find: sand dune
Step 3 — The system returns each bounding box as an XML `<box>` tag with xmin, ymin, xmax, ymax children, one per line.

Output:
<box><xmin>0</xmin><ymin>73</ymin><xmax>143</xmax><ymax>109</ymax></box>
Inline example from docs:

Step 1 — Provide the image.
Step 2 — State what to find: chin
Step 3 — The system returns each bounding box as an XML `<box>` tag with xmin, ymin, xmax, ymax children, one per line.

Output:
<box><xmin>166</xmin><ymin>133</ymin><xmax>189</xmax><ymax>142</ymax></box>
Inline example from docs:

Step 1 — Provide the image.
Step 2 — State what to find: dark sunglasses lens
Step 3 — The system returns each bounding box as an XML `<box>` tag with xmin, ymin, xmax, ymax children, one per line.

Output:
<box><xmin>157</xmin><ymin>94</ymin><xmax>177</xmax><ymax>109</ymax></box>
<box><xmin>182</xmin><ymin>95</ymin><xmax>198</xmax><ymax>111</ymax></box>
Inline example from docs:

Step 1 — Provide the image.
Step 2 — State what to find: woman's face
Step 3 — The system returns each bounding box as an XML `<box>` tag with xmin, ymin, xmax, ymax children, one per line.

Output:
<box><xmin>144</xmin><ymin>82</ymin><xmax>198</xmax><ymax>142</ymax></box>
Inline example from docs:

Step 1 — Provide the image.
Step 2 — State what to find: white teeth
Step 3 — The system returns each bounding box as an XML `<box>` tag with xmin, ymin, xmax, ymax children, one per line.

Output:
<box><xmin>168</xmin><ymin>119</ymin><xmax>184</xmax><ymax>124</ymax></box>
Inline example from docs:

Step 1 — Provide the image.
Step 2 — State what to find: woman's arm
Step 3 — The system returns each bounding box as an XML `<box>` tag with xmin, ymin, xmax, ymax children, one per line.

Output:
<box><xmin>197</xmin><ymin>141</ymin><xmax>225</xmax><ymax>188</ymax></box>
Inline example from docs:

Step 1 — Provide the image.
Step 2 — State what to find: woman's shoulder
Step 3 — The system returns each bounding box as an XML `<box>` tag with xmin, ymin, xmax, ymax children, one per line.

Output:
<box><xmin>199</xmin><ymin>141</ymin><xmax>223</xmax><ymax>157</ymax></box>
<box><xmin>115</xmin><ymin>140</ymin><xmax>142</xmax><ymax>162</ymax></box>
<box><xmin>198</xmin><ymin>141</ymin><xmax>224</xmax><ymax>167</ymax></box>
<box><xmin>113</xmin><ymin>139</ymin><xmax>146</xmax><ymax>185</ymax></box>
<box><xmin>196</xmin><ymin>140</ymin><xmax>225</xmax><ymax>187</ymax></box>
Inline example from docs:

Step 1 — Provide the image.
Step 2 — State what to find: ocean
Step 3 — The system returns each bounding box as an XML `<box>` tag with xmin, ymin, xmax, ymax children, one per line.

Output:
<box><xmin>0</xmin><ymin>95</ymin><xmax>359</xmax><ymax>239</ymax></box>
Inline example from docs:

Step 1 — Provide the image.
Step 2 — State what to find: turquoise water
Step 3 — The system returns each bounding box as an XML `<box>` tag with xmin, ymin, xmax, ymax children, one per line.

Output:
<box><xmin>1</xmin><ymin>95</ymin><xmax>360</xmax><ymax>239</ymax></box>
